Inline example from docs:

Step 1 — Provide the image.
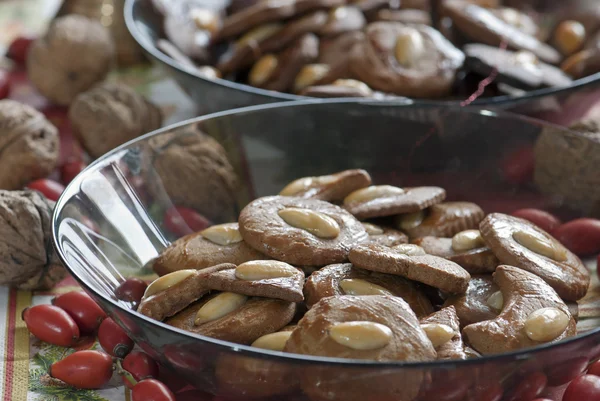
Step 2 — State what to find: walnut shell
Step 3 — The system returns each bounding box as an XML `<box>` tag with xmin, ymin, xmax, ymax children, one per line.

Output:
<box><xmin>534</xmin><ymin>120</ymin><xmax>600</xmax><ymax>215</ymax></box>
<box><xmin>147</xmin><ymin>125</ymin><xmax>238</xmax><ymax>221</ymax></box>
<box><xmin>0</xmin><ymin>190</ymin><xmax>66</xmax><ymax>290</ymax></box>
<box><xmin>69</xmin><ymin>82</ymin><xmax>163</xmax><ymax>159</ymax></box>
<box><xmin>0</xmin><ymin>100</ymin><xmax>59</xmax><ymax>190</ymax></box>
<box><xmin>27</xmin><ymin>15</ymin><xmax>115</xmax><ymax>106</ymax></box>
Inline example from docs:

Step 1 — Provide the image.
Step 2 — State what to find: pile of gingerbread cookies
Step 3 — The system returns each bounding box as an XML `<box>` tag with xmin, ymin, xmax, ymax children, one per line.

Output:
<box><xmin>149</xmin><ymin>0</ymin><xmax>600</xmax><ymax>99</ymax></box>
<box><xmin>137</xmin><ymin>168</ymin><xmax>589</xmax><ymax>367</ymax></box>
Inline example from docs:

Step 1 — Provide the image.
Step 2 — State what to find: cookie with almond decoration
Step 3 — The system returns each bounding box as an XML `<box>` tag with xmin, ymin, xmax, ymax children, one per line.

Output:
<box><xmin>239</xmin><ymin>195</ymin><xmax>368</xmax><ymax>266</ymax></box>
<box><xmin>303</xmin><ymin>263</ymin><xmax>434</xmax><ymax>316</ymax></box>
<box><xmin>279</xmin><ymin>169</ymin><xmax>371</xmax><ymax>202</ymax></box>
<box><xmin>420</xmin><ymin>306</ymin><xmax>478</xmax><ymax>360</ymax></box>
<box><xmin>151</xmin><ymin>223</ymin><xmax>266</xmax><ymax>276</ymax></box>
<box><xmin>442</xmin><ymin>274</ymin><xmax>499</xmax><ymax>328</ymax></box>
<box><xmin>349</xmin><ymin>243</ymin><xmax>471</xmax><ymax>294</ymax></box>
<box><xmin>479</xmin><ymin>213</ymin><xmax>590</xmax><ymax>301</ymax></box>
<box><xmin>362</xmin><ymin>222</ymin><xmax>408</xmax><ymax>247</ymax></box>
<box><xmin>343</xmin><ymin>185</ymin><xmax>446</xmax><ymax>220</ymax></box>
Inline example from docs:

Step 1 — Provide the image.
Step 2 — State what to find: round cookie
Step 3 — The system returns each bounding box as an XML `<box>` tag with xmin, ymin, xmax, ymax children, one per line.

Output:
<box><xmin>239</xmin><ymin>196</ymin><xmax>368</xmax><ymax>266</ymax></box>
<box><xmin>166</xmin><ymin>294</ymin><xmax>296</xmax><ymax>345</ymax></box>
<box><xmin>479</xmin><ymin>213</ymin><xmax>590</xmax><ymax>301</ymax></box>
<box><xmin>151</xmin><ymin>223</ymin><xmax>266</xmax><ymax>276</ymax></box>
<box><xmin>442</xmin><ymin>274</ymin><xmax>499</xmax><ymax>328</ymax></box>
<box><xmin>343</xmin><ymin>185</ymin><xmax>446</xmax><ymax>220</ymax></box>
<box><xmin>420</xmin><ymin>306</ymin><xmax>474</xmax><ymax>360</ymax></box>
<box><xmin>279</xmin><ymin>169</ymin><xmax>372</xmax><ymax>202</ymax></box>
<box><xmin>413</xmin><ymin>236</ymin><xmax>499</xmax><ymax>274</ymax></box>
<box><xmin>284</xmin><ymin>295</ymin><xmax>436</xmax><ymax>401</ymax></box>
<box><xmin>303</xmin><ymin>263</ymin><xmax>434</xmax><ymax>316</ymax></box>
<box><xmin>349</xmin><ymin>22</ymin><xmax>465</xmax><ymax>98</ymax></box>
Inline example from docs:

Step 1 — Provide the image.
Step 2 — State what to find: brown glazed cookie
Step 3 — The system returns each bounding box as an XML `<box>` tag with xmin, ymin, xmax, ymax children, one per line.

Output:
<box><xmin>303</xmin><ymin>263</ymin><xmax>434</xmax><ymax>316</ymax></box>
<box><xmin>373</xmin><ymin>9</ymin><xmax>432</xmax><ymax>25</ymax></box>
<box><xmin>138</xmin><ymin>264</ymin><xmax>234</xmax><ymax>321</ymax></box>
<box><xmin>201</xmin><ymin>260</ymin><xmax>305</xmax><ymax>302</ymax></box>
<box><xmin>362</xmin><ymin>222</ymin><xmax>409</xmax><ymax>247</ymax></box>
<box><xmin>217</xmin><ymin>11</ymin><xmax>328</xmax><ymax>75</ymax></box>
<box><xmin>318</xmin><ymin>30</ymin><xmax>364</xmax><ymax>70</ymax></box>
<box><xmin>217</xmin><ymin>0</ymin><xmax>345</xmax><ymax>41</ymax></box>
<box><xmin>463</xmin><ymin>265</ymin><xmax>577</xmax><ymax>355</ymax></box>
<box><xmin>248</xmin><ymin>33</ymin><xmax>319</xmax><ymax>92</ymax></box>
<box><xmin>443</xmin><ymin>274</ymin><xmax>499</xmax><ymax>328</ymax></box>
<box><xmin>480</xmin><ymin>213</ymin><xmax>590</xmax><ymax>301</ymax></box>
<box><xmin>319</xmin><ymin>6</ymin><xmax>366</xmax><ymax>37</ymax></box>
<box><xmin>285</xmin><ymin>295</ymin><xmax>436</xmax><ymax>401</ymax></box>
<box><xmin>413</xmin><ymin>235</ymin><xmax>499</xmax><ymax>274</ymax></box>
<box><xmin>166</xmin><ymin>293</ymin><xmax>297</xmax><ymax>345</ymax></box>
<box><xmin>278</xmin><ymin>169</ymin><xmax>371</xmax><ymax>202</ymax></box>
<box><xmin>151</xmin><ymin>223</ymin><xmax>265</xmax><ymax>276</ymax></box>
<box><xmin>464</xmin><ymin>44</ymin><xmax>573</xmax><ymax>90</ymax></box>
<box><xmin>395</xmin><ymin>201</ymin><xmax>485</xmax><ymax>239</ymax></box>
<box><xmin>489</xmin><ymin>7</ymin><xmax>540</xmax><ymax>38</ymax></box>
<box><xmin>420</xmin><ymin>306</ymin><xmax>474</xmax><ymax>360</ymax></box>
<box><xmin>215</xmin><ymin>326</ymin><xmax>298</xmax><ymax>398</ymax></box>
<box><xmin>350</xmin><ymin>22</ymin><xmax>465</xmax><ymax>98</ymax></box>
<box><xmin>239</xmin><ymin>196</ymin><xmax>368</xmax><ymax>266</ymax></box>
<box><xmin>343</xmin><ymin>185</ymin><xmax>446</xmax><ymax>220</ymax></box>
<box><xmin>349</xmin><ymin>243</ymin><xmax>471</xmax><ymax>294</ymax></box>
<box><xmin>443</xmin><ymin>1</ymin><xmax>561</xmax><ymax>64</ymax></box>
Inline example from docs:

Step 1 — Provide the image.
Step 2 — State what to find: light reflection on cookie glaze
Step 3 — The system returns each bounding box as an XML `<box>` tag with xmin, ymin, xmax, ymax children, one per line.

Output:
<box><xmin>278</xmin><ymin>207</ymin><xmax>341</xmax><ymax>238</ymax></box>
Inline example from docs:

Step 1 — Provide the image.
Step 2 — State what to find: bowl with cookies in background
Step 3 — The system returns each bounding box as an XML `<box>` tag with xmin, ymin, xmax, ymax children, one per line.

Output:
<box><xmin>52</xmin><ymin>99</ymin><xmax>600</xmax><ymax>401</ymax></box>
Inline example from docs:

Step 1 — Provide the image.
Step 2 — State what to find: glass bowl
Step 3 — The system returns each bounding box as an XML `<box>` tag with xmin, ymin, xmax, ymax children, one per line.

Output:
<box><xmin>52</xmin><ymin>99</ymin><xmax>600</xmax><ymax>401</ymax></box>
<box><xmin>124</xmin><ymin>0</ymin><xmax>600</xmax><ymax>118</ymax></box>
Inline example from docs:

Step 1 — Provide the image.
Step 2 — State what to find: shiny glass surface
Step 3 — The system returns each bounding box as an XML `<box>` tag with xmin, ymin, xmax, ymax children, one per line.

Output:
<box><xmin>53</xmin><ymin>100</ymin><xmax>600</xmax><ymax>400</ymax></box>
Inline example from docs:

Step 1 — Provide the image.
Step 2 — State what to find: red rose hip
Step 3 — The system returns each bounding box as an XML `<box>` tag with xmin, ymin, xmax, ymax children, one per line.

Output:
<box><xmin>98</xmin><ymin>318</ymin><xmax>133</xmax><ymax>358</ymax></box>
<box><xmin>0</xmin><ymin>70</ymin><xmax>10</xmax><ymax>100</ymax></box>
<box><xmin>115</xmin><ymin>277</ymin><xmax>148</xmax><ymax>307</ymax></box>
<box><xmin>510</xmin><ymin>208</ymin><xmax>562</xmax><ymax>233</ymax></box>
<box><xmin>50</xmin><ymin>350</ymin><xmax>113</xmax><ymax>389</ymax></box>
<box><xmin>52</xmin><ymin>291</ymin><xmax>106</xmax><ymax>334</ymax></box>
<box><xmin>7</xmin><ymin>36</ymin><xmax>35</xmax><ymax>65</ymax></box>
<box><xmin>122</xmin><ymin>351</ymin><xmax>159</xmax><ymax>389</ymax></box>
<box><xmin>163</xmin><ymin>206</ymin><xmax>211</xmax><ymax>237</ymax></box>
<box><xmin>22</xmin><ymin>305</ymin><xmax>79</xmax><ymax>347</ymax></box>
<box><xmin>563</xmin><ymin>374</ymin><xmax>600</xmax><ymax>401</ymax></box>
<box><xmin>553</xmin><ymin>218</ymin><xmax>600</xmax><ymax>256</ymax></box>
<box><xmin>26</xmin><ymin>179</ymin><xmax>65</xmax><ymax>202</ymax></box>
<box><xmin>132</xmin><ymin>379</ymin><xmax>176</xmax><ymax>401</ymax></box>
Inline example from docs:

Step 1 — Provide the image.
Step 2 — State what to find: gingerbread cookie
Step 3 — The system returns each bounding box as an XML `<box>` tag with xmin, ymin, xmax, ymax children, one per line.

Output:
<box><xmin>303</xmin><ymin>263</ymin><xmax>434</xmax><ymax>316</ymax></box>
<box><xmin>489</xmin><ymin>7</ymin><xmax>540</xmax><ymax>38</ymax></box>
<box><xmin>201</xmin><ymin>260</ymin><xmax>305</xmax><ymax>302</ymax></box>
<box><xmin>279</xmin><ymin>169</ymin><xmax>371</xmax><ymax>202</ymax></box>
<box><xmin>442</xmin><ymin>274</ymin><xmax>499</xmax><ymax>328</ymax></box>
<box><xmin>319</xmin><ymin>6</ymin><xmax>366</xmax><ymax>37</ymax></box>
<box><xmin>239</xmin><ymin>196</ymin><xmax>368</xmax><ymax>266</ymax></box>
<box><xmin>362</xmin><ymin>222</ymin><xmax>408</xmax><ymax>247</ymax></box>
<box><xmin>343</xmin><ymin>185</ymin><xmax>446</xmax><ymax>220</ymax></box>
<box><xmin>463</xmin><ymin>265</ymin><xmax>577</xmax><ymax>355</ymax></box>
<box><xmin>151</xmin><ymin>223</ymin><xmax>265</xmax><ymax>276</ymax></box>
<box><xmin>217</xmin><ymin>0</ymin><xmax>345</xmax><ymax>40</ymax></box>
<box><xmin>248</xmin><ymin>33</ymin><xmax>319</xmax><ymax>92</ymax></box>
<box><xmin>285</xmin><ymin>295</ymin><xmax>436</xmax><ymax>401</ymax></box>
<box><xmin>420</xmin><ymin>306</ymin><xmax>475</xmax><ymax>360</ymax></box>
<box><xmin>480</xmin><ymin>213</ymin><xmax>590</xmax><ymax>301</ymax></box>
<box><xmin>166</xmin><ymin>293</ymin><xmax>297</xmax><ymax>344</ymax></box>
<box><xmin>350</xmin><ymin>22</ymin><xmax>465</xmax><ymax>98</ymax></box>
<box><xmin>413</xmin><ymin>233</ymin><xmax>499</xmax><ymax>274</ymax></box>
<box><xmin>443</xmin><ymin>1</ymin><xmax>561</xmax><ymax>64</ymax></box>
<box><xmin>395</xmin><ymin>201</ymin><xmax>485</xmax><ymax>239</ymax></box>
<box><xmin>349</xmin><ymin>243</ymin><xmax>471</xmax><ymax>293</ymax></box>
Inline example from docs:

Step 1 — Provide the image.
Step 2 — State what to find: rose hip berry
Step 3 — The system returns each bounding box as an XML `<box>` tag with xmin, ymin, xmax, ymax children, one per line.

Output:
<box><xmin>132</xmin><ymin>379</ymin><xmax>176</xmax><ymax>401</ymax></box>
<box><xmin>0</xmin><ymin>70</ymin><xmax>10</xmax><ymax>100</ymax></box>
<box><xmin>553</xmin><ymin>218</ymin><xmax>600</xmax><ymax>256</ymax></box>
<box><xmin>163</xmin><ymin>206</ymin><xmax>211</xmax><ymax>237</ymax></box>
<box><xmin>6</xmin><ymin>36</ymin><xmax>35</xmax><ymax>65</ymax></box>
<box><xmin>98</xmin><ymin>317</ymin><xmax>133</xmax><ymax>358</ymax></box>
<box><xmin>122</xmin><ymin>351</ymin><xmax>159</xmax><ymax>389</ymax></box>
<box><xmin>505</xmin><ymin>372</ymin><xmax>547</xmax><ymax>401</ymax></box>
<box><xmin>563</xmin><ymin>374</ymin><xmax>600</xmax><ymax>401</ymax></box>
<box><xmin>500</xmin><ymin>145</ymin><xmax>535</xmax><ymax>185</ymax></box>
<box><xmin>50</xmin><ymin>350</ymin><xmax>113</xmax><ymax>389</ymax></box>
<box><xmin>60</xmin><ymin>160</ymin><xmax>86</xmax><ymax>185</ymax></box>
<box><xmin>588</xmin><ymin>360</ymin><xmax>600</xmax><ymax>377</ymax></box>
<box><xmin>115</xmin><ymin>278</ymin><xmax>148</xmax><ymax>307</ymax></box>
<box><xmin>22</xmin><ymin>305</ymin><xmax>79</xmax><ymax>347</ymax></box>
<box><xmin>26</xmin><ymin>179</ymin><xmax>65</xmax><ymax>202</ymax></box>
<box><xmin>510</xmin><ymin>208</ymin><xmax>562</xmax><ymax>233</ymax></box>
<box><xmin>52</xmin><ymin>291</ymin><xmax>106</xmax><ymax>334</ymax></box>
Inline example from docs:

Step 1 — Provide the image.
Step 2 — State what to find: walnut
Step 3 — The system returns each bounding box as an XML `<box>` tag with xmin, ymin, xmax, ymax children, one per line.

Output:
<box><xmin>27</xmin><ymin>15</ymin><xmax>115</xmax><ymax>106</ymax></box>
<box><xmin>0</xmin><ymin>100</ymin><xmax>59</xmax><ymax>190</ymax></box>
<box><xmin>534</xmin><ymin>119</ymin><xmax>600</xmax><ymax>216</ymax></box>
<box><xmin>69</xmin><ymin>82</ymin><xmax>163</xmax><ymax>159</ymax></box>
<box><xmin>0</xmin><ymin>190</ymin><xmax>66</xmax><ymax>290</ymax></box>
<box><xmin>147</xmin><ymin>124</ymin><xmax>238</xmax><ymax>222</ymax></box>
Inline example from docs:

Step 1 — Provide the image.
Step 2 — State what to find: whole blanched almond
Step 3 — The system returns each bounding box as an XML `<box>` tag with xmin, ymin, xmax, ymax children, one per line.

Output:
<box><xmin>362</xmin><ymin>222</ymin><xmax>384</xmax><ymax>235</ymax></box>
<box><xmin>249</xmin><ymin>54</ymin><xmax>278</xmax><ymax>86</ymax></box>
<box><xmin>392</xmin><ymin>243</ymin><xmax>426</xmax><ymax>256</ymax></box>
<box><xmin>421</xmin><ymin>323</ymin><xmax>454</xmax><ymax>348</ymax></box>
<box><xmin>452</xmin><ymin>230</ymin><xmax>485</xmax><ymax>252</ymax></box>
<box><xmin>235</xmin><ymin>260</ymin><xmax>298</xmax><ymax>281</ymax></box>
<box><xmin>394</xmin><ymin>28</ymin><xmax>425</xmax><ymax>67</ymax></box>
<box><xmin>487</xmin><ymin>291</ymin><xmax>504</xmax><ymax>311</ymax></box>
<box><xmin>201</xmin><ymin>223</ymin><xmax>243</xmax><ymax>246</ymax></box>
<box><xmin>143</xmin><ymin>269</ymin><xmax>196</xmax><ymax>299</ymax></box>
<box><xmin>513</xmin><ymin>230</ymin><xmax>567</xmax><ymax>261</ymax></box>
<box><xmin>524</xmin><ymin>307</ymin><xmax>569</xmax><ymax>342</ymax></box>
<box><xmin>344</xmin><ymin>185</ymin><xmax>405</xmax><ymax>205</ymax></box>
<box><xmin>251</xmin><ymin>331</ymin><xmax>293</xmax><ymax>351</ymax></box>
<box><xmin>195</xmin><ymin>292</ymin><xmax>248</xmax><ymax>325</ymax></box>
<box><xmin>339</xmin><ymin>278</ymin><xmax>392</xmax><ymax>296</ymax></box>
<box><xmin>279</xmin><ymin>174</ymin><xmax>337</xmax><ymax>196</ymax></box>
<box><xmin>395</xmin><ymin>210</ymin><xmax>426</xmax><ymax>231</ymax></box>
<box><xmin>328</xmin><ymin>321</ymin><xmax>393</xmax><ymax>350</ymax></box>
<box><xmin>278</xmin><ymin>207</ymin><xmax>340</xmax><ymax>239</ymax></box>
